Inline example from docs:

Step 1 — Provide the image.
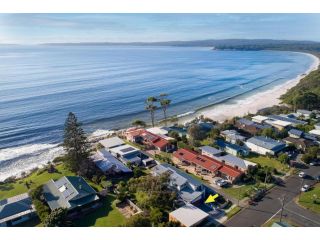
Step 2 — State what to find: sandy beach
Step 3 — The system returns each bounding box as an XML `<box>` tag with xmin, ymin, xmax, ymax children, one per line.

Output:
<box><xmin>180</xmin><ymin>52</ymin><xmax>320</xmax><ymax>124</ymax></box>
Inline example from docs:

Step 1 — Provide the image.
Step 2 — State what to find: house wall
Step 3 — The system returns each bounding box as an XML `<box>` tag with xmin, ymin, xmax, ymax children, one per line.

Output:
<box><xmin>245</xmin><ymin>142</ymin><xmax>274</xmax><ymax>155</ymax></box>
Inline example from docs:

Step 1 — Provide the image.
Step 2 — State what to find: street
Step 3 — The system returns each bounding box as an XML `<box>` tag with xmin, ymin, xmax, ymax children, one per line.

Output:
<box><xmin>225</xmin><ymin>163</ymin><xmax>320</xmax><ymax>227</ymax></box>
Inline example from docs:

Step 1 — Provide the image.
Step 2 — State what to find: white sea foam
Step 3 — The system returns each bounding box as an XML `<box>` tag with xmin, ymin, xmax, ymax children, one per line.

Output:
<box><xmin>176</xmin><ymin>111</ymin><xmax>195</xmax><ymax>118</ymax></box>
<box><xmin>0</xmin><ymin>143</ymin><xmax>64</xmax><ymax>181</ymax></box>
<box><xmin>89</xmin><ymin>129</ymin><xmax>115</xmax><ymax>138</ymax></box>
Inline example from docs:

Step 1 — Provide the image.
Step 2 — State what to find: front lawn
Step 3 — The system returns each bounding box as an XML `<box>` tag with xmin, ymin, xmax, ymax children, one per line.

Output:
<box><xmin>226</xmin><ymin>206</ymin><xmax>241</xmax><ymax>219</ymax></box>
<box><xmin>74</xmin><ymin>194</ymin><xmax>126</xmax><ymax>227</ymax></box>
<box><xmin>222</xmin><ymin>183</ymin><xmax>272</xmax><ymax>200</ymax></box>
<box><xmin>0</xmin><ymin>164</ymin><xmax>75</xmax><ymax>200</ymax></box>
<box><xmin>298</xmin><ymin>183</ymin><xmax>320</xmax><ymax>214</ymax></box>
<box><xmin>245</xmin><ymin>154</ymin><xmax>289</xmax><ymax>173</ymax></box>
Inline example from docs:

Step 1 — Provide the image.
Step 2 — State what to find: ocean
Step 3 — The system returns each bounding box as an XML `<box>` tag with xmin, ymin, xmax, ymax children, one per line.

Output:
<box><xmin>0</xmin><ymin>45</ymin><xmax>315</xmax><ymax>180</ymax></box>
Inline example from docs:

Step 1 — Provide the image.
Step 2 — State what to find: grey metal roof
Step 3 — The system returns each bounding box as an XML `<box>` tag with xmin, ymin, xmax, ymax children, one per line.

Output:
<box><xmin>297</xmin><ymin>109</ymin><xmax>312</xmax><ymax>115</ymax></box>
<box><xmin>288</xmin><ymin>129</ymin><xmax>303</xmax><ymax>137</ymax></box>
<box><xmin>43</xmin><ymin>176</ymin><xmax>99</xmax><ymax>211</ymax></box>
<box><xmin>93</xmin><ymin>149</ymin><xmax>132</xmax><ymax>173</ymax></box>
<box><xmin>170</xmin><ymin>203</ymin><xmax>209</xmax><ymax>227</ymax></box>
<box><xmin>199</xmin><ymin>146</ymin><xmax>222</xmax><ymax>156</ymax></box>
<box><xmin>268</xmin><ymin>115</ymin><xmax>307</xmax><ymax>125</ymax></box>
<box><xmin>99</xmin><ymin>137</ymin><xmax>124</xmax><ymax>149</ymax></box>
<box><xmin>0</xmin><ymin>193</ymin><xmax>34</xmax><ymax>222</ymax></box>
<box><xmin>246</xmin><ymin>136</ymin><xmax>286</xmax><ymax>151</ymax></box>
<box><xmin>217</xmin><ymin>154</ymin><xmax>247</xmax><ymax>170</ymax></box>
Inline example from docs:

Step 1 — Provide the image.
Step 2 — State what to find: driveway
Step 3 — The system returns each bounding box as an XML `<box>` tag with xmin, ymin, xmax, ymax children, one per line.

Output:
<box><xmin>225</xmin><ymin>164</ymin><xmax>320</xmax><ymax>227</ymax></box>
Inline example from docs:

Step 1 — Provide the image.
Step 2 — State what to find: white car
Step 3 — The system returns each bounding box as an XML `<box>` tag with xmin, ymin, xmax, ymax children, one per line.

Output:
<box><xmin>301</xmin><ymin>184</ymin><xmax>310</xmax><ymax>192</ymax></box>
<box><xmin>298</xmin><ymin>172</ymin><xmax>306</xmax><ymax>178</ymax></box>
<box><xmin>216</xmin><ymin>179</ymin><xmax>228</xmax><ymax>187</ymax></box>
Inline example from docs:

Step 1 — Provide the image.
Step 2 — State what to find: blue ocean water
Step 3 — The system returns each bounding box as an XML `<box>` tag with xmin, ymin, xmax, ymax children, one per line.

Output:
<box><xmin>0</xmin><ymin>45</ymin><xmax>315</xmax><ymax>179</ymax></box>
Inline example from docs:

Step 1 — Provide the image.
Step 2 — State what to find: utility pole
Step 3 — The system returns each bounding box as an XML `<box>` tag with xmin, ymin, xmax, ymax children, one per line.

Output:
<box><xmin>279</xmin><ymin>194</ymin><xmax>286</xmax><ymax>223</ymax></box>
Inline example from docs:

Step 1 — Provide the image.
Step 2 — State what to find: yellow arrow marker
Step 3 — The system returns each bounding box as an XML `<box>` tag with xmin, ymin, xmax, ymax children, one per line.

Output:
<box><xmin>205</xmin><ymin>194</ymin><xmax>219</xmax><ymax>204</ymax></box>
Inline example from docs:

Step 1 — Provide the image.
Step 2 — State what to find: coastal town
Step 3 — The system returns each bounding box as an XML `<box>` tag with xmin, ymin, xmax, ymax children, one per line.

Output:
<box><xmin>1</xmin><ymin>86</ymin><xmax>320</xmax><ymax>227</ymax></box>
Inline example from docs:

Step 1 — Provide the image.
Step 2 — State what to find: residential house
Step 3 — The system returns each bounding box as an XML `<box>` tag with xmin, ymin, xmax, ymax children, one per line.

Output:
<box><xmin>283</xmin><ymin>137</ymin><xmax>315</xmax><ymax>152</ymax></box>
<box><xmin>221</xmin><ymin>129</ymin><xmax>246</xmax><ymax>144</ymax></box>
<box><xmin>99</xmin><ymin>136</ymin><xmax>125</xmax><ymax>150</ymax></box>
<box><xmin>173</xmin><ymin>148</ymin><xmax>243</xmax><ymax>183</ymax></box>
<box><xmin>315</xmin><ymin>123</ymin><xmax>320</xmax><ymax>130</ymax></box>
<box><xmin>309</xmin><ymin>129</ymin><xmax>320</xmax><ymax>138</ymax></box>
<box><xmin>109</xmin><ymin>144</ymin><xmax>144</xmax><ymax>165</ymax></box>
<box><xmin>216</xmin><ymin>140</ymin><xmax>249</xmax><ymax>157</ymax></box>
<box><xmin>288</xmin><ymin>129</ymin><xmax>304</xmax><ymax>138</ymax></box>
<box><xmin>235</xmin><ymin>118</ymin><xmax>269</xmax><ymax>135</ymax></box>
<box><xmin>216</xmin><ymin>154</ymin><xmax>256</xmax><ymax>172</ymax></box>
<box><xmin>264</xmin><ymin>119</ymin><xmax>292</xmax><ymax>130</ymax></box>
<box><xmin>92</xmin><ymin>149</ymin><xmax>132</xmax><ymax>175</ymax></box>
<box><xmin>245</xmin><ymin>136</ymin><xmax>286</xmax><ymax>156</ymax></box>
<box><xmin>252</xmin><ymin>115</ymin><xmax>269</xmax><ymax>124</ymax></box>
<box><xmin>165</xmin><ymin>126</ymin><xmax>188</xmax><ymax>138</ymax></box>
<box><xmin>297</xmin><ymin>109</ymin><xmax>312</xmax><ymax>119</ymax></box>
<box><xmin>43</xmin><ymin>176</ymin><xmax>99</xmax><ymax>211</ymax></box>
<box><xmin>146</xmin><ymin>127</ymin><xmax>169</xmax><ymax>136</ymax></box>
<box><xmin>199</xmin><ymin>146</ymin><xmax>223</xmax><ymax>158</ymax></box>
<box><xmin>267</xmin><ymin>115</ymin><xmax>307</xmax><ymax>127</ymax></box>
<box><xmin>152</xmin><ymin>163</ymin><xmax>205</xmax><ymax>204</ymax></box>
<box><xmin>0</xmin><ymin>193</ymin><xmax>36</xmax><ymax>227</ymax></box>
<box><xmin>169</xmin><ymin>203</ymin><xmax>209</xmax><ymax>227</ymax></box>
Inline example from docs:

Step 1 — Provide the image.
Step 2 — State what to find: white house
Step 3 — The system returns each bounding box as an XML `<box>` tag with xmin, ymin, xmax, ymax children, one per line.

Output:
<box><xmin>109</xmin><ymin>144</ymin><xmax>143</xmax><ymax>165</ymax></box>
<box><xmin>245</xmin><ymin>136</ymin><xmax>286</xmax><ymax>155</ymax></box>
<box><xmin>99</xmin><ymin>136</ymin><xmax>125</xmax><ymax>150</ymax></box>
<box><xmin>199</xmin><ymin>146</ymin><xmax>223</xmax><ymax>158</ymax></box>
<box><xmin>252</xmin><ymin>115</ymin><xmax>269</xmax><ymax>124</ymax></box>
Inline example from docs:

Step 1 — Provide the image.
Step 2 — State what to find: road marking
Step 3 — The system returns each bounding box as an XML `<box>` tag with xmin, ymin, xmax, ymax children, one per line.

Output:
<box><xmin>283</xmin><ymin>207</ymin><xmax>320</xmax><ymax>225</ymax></box>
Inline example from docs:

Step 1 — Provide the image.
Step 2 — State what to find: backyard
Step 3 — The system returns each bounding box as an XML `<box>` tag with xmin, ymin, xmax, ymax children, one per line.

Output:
<box><xmin>298</xmin><ymin>183</ymin><xmax>320</xmax><ymax>214</ymax></box>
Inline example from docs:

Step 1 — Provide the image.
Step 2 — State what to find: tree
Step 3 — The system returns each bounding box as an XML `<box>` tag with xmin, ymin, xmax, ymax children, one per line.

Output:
<box><xmin>301</xmin><ymin>153</ymin><xmax>313</xmax><ymax>164</ymax></box>
<box><xmin>261</xmin><ymin>128</ymin><xmax>274</xmax><ymax>138</ymax></box>
<box><xmin>63</xmin><ymin>112</ymin><xmax>91</xmax><ymax>173</ymax></box>
<box><xmin>145</xmin><ymin>97</ymin><xmax>158</xmax><ymax>127</ymax></box>
<box><xmin>278</xmin><ymin>153</ymin><xmax>289</xmax><ymax>164</ymax></box>
<box><xmin>149</xmin><ymin>207</ymin><xmax>164</xmax><ymax>226</ymax></box>
<box><xmin>124</xmin><ymin>214</ymin><xmax>152</xmax><ymax>227</ymax></box>
<box><xmin>133</xmin><ymin>167</ymin><xmax>144</xmax><ymax>178</ymax></box>
<box><xmin>187</xmin><ymin>124</ymin><xmax>206</xmax><ymax>145</ymax></box>
<box><xmin>43</xmin><ymin>208</ymin><xmax>68</xmax><ymax>227</ymax></box>
<box><xmin>209</xmin><ymin>128</ymin><xmax>220</xmax><ymax>140</ymax></box>
<box><xmin>132</xmin><ymin>119</ymin><xmax>146</xmax><ymax>128</ymax></box>
<box><xmin>159</xmin><ymin>93</ymin><xmax>171</xmax><ymax>126</ymax></box>
<box><xmin>168</xmin><ymin>131</ymin><xmax>181</xmax><ymax>141</ymax></box>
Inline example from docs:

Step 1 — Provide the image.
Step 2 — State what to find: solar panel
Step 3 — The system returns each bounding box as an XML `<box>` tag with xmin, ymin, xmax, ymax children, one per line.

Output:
<box><xmin>121</xmin><ymin>147</ymin><xmax>135</xmax><ymax>153</ymax></box>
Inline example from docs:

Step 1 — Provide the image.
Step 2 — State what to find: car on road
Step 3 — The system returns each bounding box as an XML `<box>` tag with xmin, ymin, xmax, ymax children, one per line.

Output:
<box><xmin>298</xmin><ymin>171</ymin><xmax>307</xmax><ymax>178</ymax></box>
<box><xmin>250</xmin><ymin>189</ymin><xmax>266</xmax><ymax>202</ymax></box>
<box><xmin>310</xmin><ymin>161</ymin><xmax>319</xmax><ymax>166</ymax></box>
<box><xmin>301</xmin><ymin>184</ymin><xmax>310</xmax><ymax>192</ymax></box>
<box><xmin>214</xmin><ymin>178</ymin><xmax>228</xmax><ymax>187</ymax></box>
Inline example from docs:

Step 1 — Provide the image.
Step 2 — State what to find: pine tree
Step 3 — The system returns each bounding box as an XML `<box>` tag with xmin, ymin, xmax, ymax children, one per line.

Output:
<box><xmin>63</xmin><ymin>112</ymin><xmax>91</xmax><ymax>173</ymax></box>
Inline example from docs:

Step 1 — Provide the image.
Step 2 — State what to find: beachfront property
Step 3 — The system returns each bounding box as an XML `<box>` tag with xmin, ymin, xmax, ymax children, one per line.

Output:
<box><xmin>0</xmin><ymin>193</ymin><xmax>36</xmax><ymax>227</ymax></box>
<box><xmin>296</xmin><ymin>109</ymin><xmax>312</xmax><ymax>119</ymax></box>
<box><xmin>220</xmin><ymin>129</ymin><xmax>246</xmax><ymax>144</ymax></box>
<box><xmin>92</xmin><ymin>149</ymin><xmax>132</xmax><ymax>175</ymax></box>
<box><xmin>264</xmin><ymin>118</ymin><xmax>292</xmax><ymax>131</ymax></box>
<box><xmin>165</xmin><ymin>125</ymin><xmax>188</xmax><ymax>137</ymax></box>
<box><xmin>235</xmin><ymin>118</ymin><xmax>269</xmax><ymax>135</ymax></box>
<box><xmin>309</xmin><ymin>129</ymin><xmax>320</xmax><ymax>138</ymax></box>
<box><xmin>124</xmin><ymin>128</ymin><xmax>174</xmax><ymax>152</ymax></box>
<box><xmin>152</xmin><ymin>163</ymin><xmax>206</xmax><ymax>204</ymax></box>
<box><xmin>173</xmin><ymin>148</ymin><xmax>243</xmax><ymax>183</ymax></box>
<box><xmin>109</xmin><ymin>144</ymin><xmax>145</xmax><ymax>165</ymax></box>
<box><xmin>252</xmin><ymin>115</ymin><xmax>269</xmax><ymax>124</ymax></box>
<box><xmin>245</xmin><ymin>136</ymin><xmax>286</xmax><ymax>156</ymax></box>
<box><xmin>216</xmin><ymin>140</ymin><xmax>250</xmax><ymax>157</ymax></box>
<box><xmin>169</xmin><ymin>203</ymin><xmax>209</xmax><ymax>227</ymax></box>
<box><xmin>99</xmin><ymin>136</ymin><xmax>125</xmax><ymax>150</ymax></box>
<box><xmin>42</xmin><ymin>176</ymin><xmax>99</xmax><ymax>211</ymax></box>
<box><xmin>267</xmin><ymin>115</ymin><xmax>307</xmax><ymax>127</ymax></box>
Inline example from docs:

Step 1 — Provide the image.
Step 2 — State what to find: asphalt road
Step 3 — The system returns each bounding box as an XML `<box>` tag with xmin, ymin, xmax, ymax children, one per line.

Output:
<box><xmin>225</xmin><ymin>164</ymin><xmax>320</xmax><ymax>227</ymax></box>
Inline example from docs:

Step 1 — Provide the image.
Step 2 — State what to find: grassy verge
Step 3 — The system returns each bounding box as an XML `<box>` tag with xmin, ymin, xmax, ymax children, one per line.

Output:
<box><xmin>298</xmin><ymin>183</ymin><xmax>320</xmax><ymax>214</ymax></box>
<box><xmin>226</xmin><ymin>206</ymin><xmax>241</xmax><ymax>219</ymax></box>
<box><xmin>222</xmin><ymin>183</ymin><xmax>273</xmax><ymax>200</ymax></box>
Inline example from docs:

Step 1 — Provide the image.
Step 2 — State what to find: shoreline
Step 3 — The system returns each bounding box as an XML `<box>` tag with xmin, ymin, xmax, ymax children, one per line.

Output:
<box><xmin>178</xmin><ymin>52</ymin><xmax>320</xmax><ymax>124</ymax></box>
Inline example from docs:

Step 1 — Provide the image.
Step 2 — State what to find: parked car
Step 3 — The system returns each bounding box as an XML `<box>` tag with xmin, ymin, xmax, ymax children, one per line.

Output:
<box><xmin>298</xmin><ymin>172</ymin><xmax>306</xmax><ymax>178</ymax></box>
<box><xmin>214</xmin><ymin>178</ymin><xmax>228</xmax><ymax>187</ymax></box>
<box><xmin>250</xmin><ymin>189</ymin><xmax>266</xmax><ymax>202</ymax></box>
<box><xmin>301</xmin><ymin>184</ymin><xmax>310</xmax><ymax>192</ymax></box>
<box><xmin>310</xmin><ymin>161</ymin><xmax>319</xmax><ymax>166</ymax></box>
<box><xmin>315</xmin><ymin>175</ymin><xmax>320</xmax><ymax>182</ymax></box>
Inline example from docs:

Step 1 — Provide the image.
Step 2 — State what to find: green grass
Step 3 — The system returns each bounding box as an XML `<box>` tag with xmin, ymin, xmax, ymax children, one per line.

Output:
<box><xmin>226</xmin><ymin>206</ymin><xmax>241</xmax><ymax>219</ymax></box>
<box><xmin>222</xmin><ymin>184</ymin><xmax>255</xmax><ymax>200</ymax></box>
<box><xmin>74</xmin><ymin>194</ymin><xmax>126</xmax><ymax>227</ymax></box>
<box><xmin>262</xmin><ymin>218</ymin><xmax>298</xmax><ymax>227</ymax></box>
<box><xmin>0</xmin><ymin>164</ymin><xmax>75</xmax><ymax>200</ymax></box>
<box><xmin>298</xmin><ymin>183</ymin><xmax>320</xmax><ymax>214</ymax></box>
<box><xmin>244</xmin><ymin>154</ymin><xmax>289</xmax><ymax>173</ymax></box>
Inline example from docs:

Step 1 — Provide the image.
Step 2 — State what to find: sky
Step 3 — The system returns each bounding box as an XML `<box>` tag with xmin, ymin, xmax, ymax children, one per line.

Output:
<box><xmin>0</xmin><ymin>14</ymin><xmax>320</xmax><ymax>44</ymax></box>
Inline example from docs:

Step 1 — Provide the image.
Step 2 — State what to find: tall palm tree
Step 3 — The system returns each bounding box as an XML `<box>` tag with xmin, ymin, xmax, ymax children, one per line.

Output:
<box><xmin>145</xmin><ymin>96</ymin><xmax>158</xmax><ymax>127</ymax></box>
<box><xmin>159</xmin><ymin>93</ymin><xmax>171</xmax><ymax>126</ymax></box>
